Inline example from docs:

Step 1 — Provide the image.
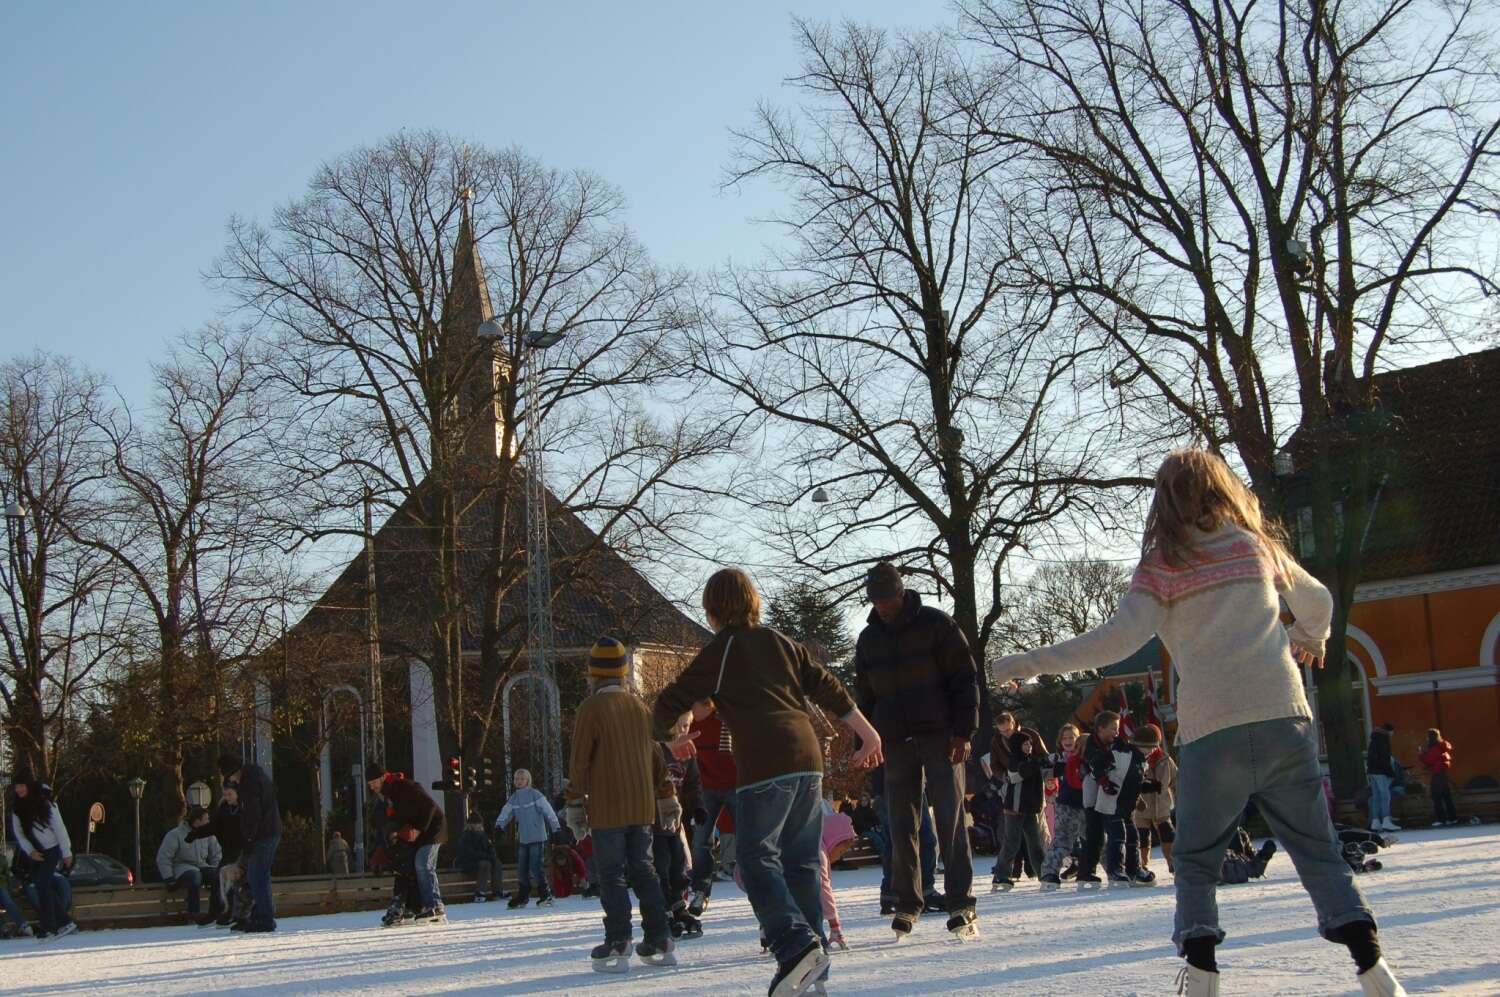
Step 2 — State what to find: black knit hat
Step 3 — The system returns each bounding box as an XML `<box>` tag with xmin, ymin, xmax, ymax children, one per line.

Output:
<box><xmin>217</xmin><ymin>753</ymin><xmax>243</xmax><ymax>778</ymax></box>
<box><xmin>366</xmin><ymin>764</ymin><xmax>387</xmax><ymax>782</ymax></box>
<box><xmin>865</xmin><ymin>561</ymin><xmax>905</xmax><ymax>601</ymax></box>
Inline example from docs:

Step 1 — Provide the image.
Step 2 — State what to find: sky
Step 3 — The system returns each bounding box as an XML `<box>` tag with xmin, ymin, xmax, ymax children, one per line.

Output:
<box><xmin>1</xmin><ymin>1</ymin><xmax>947</xmax><ymax>405</ymax></box>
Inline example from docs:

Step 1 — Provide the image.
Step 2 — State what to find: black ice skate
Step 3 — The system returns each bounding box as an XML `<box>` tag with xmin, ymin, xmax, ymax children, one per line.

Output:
<box><xmin>946</xmin><ymin>908</ymin><xmax>979</xmax><ymax>941</ymax></box>
<box><xmin>688</xmin><ymin>890</ymin><xmax>709</xmax><ymax>917</ymax></box>
<box><xmin>591</xmin><ymin>939</ymin><xmax>630</xmax><ymax>974</ymax></box>
<box><xmin>1075</xmin><ymin>872</ymin><xmax>1103</xmax><ymax>890</ymax></box>
<box><xmin>1039</xmin><ymin>873</ymin><xmax>1061</xmax><ymax>892</ymax></box>
<box><xmin>414</xmin><ymin>906</ymin><xmax>447</xmax><ymax>924</ymax></box>
<box><xmin>769</xmin><ymin>940</ymin><xmax>829</xmax><ymax>997</ymax></box>
<box><xmin>672</xmin><ymin>908</ymin><xmax>703</xmax><ymax>939</ymax></box>
<box><xmin>507</xmin><ymin>893</ymin><xmax>529</xmax><ymax>909</ymax></box>
<box><xmin>636</xmin><ymin>936</ymin><xmax>678</xmax><ymax>968</ymax></box>
<box><xmin>990</xmin><ymin>873</ymin><xmax>1015</xmax><ymax>893</ymax></box>
<box><xmin>379</xmin><ymin>902</ymin><xmax>408</xmax><ymax>928</ymax></box>
<box><xmin>1130</xmin><ymin>869</ymin><xmax>1157</xmax><ymax>887</ymax></box>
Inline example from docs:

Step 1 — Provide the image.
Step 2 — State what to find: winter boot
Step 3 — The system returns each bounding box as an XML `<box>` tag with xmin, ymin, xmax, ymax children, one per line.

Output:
<box><xmin>688</xmin><ymin>889</ymin><xmax>709</xmax><ymax>917</ymax></box>
<box><xmin>946</xmin><ymin>908</ymin><xmax>979</xmax><ymax>941</ymax></box>
<box><xmin>768</xmin><ymin>940</ymin><xmax>828</xmax><ymax>997</ymax></box>
<box><xmin>591</xmin><ymin>939</ymin><xmax>630</xmax><ymax>974</ymax></box>
<box><xmin>889</xmin><ymin>911</ymin><xmax>917</xmax><ymax>944</ymax></box>
<box><xmin>1039</xmin><ymin>873</ymin><xmax>1061</xmax><ymax>892</ymax></box>
<box><xmin>1175</xmin><ymin>964</ymin><xmax>1220</xmax><ymax>996</ymax></box>
<box><xmin>636</xmin><ymin>936</ymin><xmax>677</xmax><ymax>968</ymax></box>
<box><xmin>1357</xmin><ymin>959</ymin><xmax>1407</xmax><ymax>997</ymax></box>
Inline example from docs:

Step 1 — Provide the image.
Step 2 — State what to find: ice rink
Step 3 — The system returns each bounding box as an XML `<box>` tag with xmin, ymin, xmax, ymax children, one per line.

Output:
<box><xmin>8</xmin><ymin>825</ymin><xmax>1497</xmax><ymax>996</ymax></box>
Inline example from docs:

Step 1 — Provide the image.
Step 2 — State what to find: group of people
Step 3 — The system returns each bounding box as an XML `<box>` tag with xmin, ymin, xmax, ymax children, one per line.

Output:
<box><xmin>3</xmin><ymin>447</ymin><xmax>1417</xmax><ymax>997</ymax></box>
<box><xmin>1365</xmin><ymin>722</ymin><xmax>1466</xmax><ymax>831</ymax></box>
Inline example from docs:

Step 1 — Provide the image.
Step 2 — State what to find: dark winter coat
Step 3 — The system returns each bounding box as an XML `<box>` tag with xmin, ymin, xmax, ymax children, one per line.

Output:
<box><xmin>1005</xmin><ymin>730</ymin><xmax>1048</xmax><ymax>816</ymax></box>
<box><xmin>1050</xmin><ymin>751</ymin><xmax>1085</xmax><ymax>809</ymax></box>
<box><xmin>235</xmin><ymin>762</ymin><xmax>281</xmax><ymax>846</ymax></box>
<box><xmin>1087</xmin><ymin>735</ymin><xmax>1145</xmax><ymax>817</ymax></box>
<box><xmin>379</xmin><ymin>775</ymin><xmax>447</xmax><ymax>846</ymax></box>
<box><xmin>187</xmin><ymin>799</ymin><xmax>244</xmax><ymax>864</ymax></box>
<box><xmin>455</xmin><ymin>828</ymin><xmax>496</xmax><ymax>875</ymax></box>
<box><xmin>1366</xmin><ymin>729</ymin><xmax>1395</xmax><ymax>777</ymax></box>
<box><xmin>854</xmin><ymin>591</ymin><xmax>980</xmax><ymax>745</ymax></box>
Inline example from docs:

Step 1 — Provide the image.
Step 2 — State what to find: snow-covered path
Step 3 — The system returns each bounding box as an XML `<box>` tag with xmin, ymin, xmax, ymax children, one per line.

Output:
<box><xmin>9</xmin><ymin>825</ymin><xmax>1498</xmax><ymax>996</ymax></box>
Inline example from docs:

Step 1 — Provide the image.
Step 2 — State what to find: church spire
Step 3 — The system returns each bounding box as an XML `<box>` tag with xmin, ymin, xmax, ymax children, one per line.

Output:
<box><xmin>443</xmin><ymin>189</ymin><xmax>504</xmax><ymax>467</ymax></box>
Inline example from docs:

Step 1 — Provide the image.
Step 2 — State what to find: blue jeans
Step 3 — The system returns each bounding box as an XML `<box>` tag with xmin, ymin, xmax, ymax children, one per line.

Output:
<box><xmin>22</xmin><ymin>871</ymin><xmax>72</xmax><ymax>924</ymax></box>
<box><xmin>28</xmin><ymin>848</ymin><xmax>68</xmax><ymax>934</ymax></box>
<box><xmin>736</xmin><ymin>773</ymin><xmax>824</xmax><ymax>965</ymax></box>
<box><xmin>414</xmin><ymin>842</ymin><xmax>443</xmax><ymax>910</ymax></box>
<box><xmin>1173</xmin><ymin>718</ymin><xmax>1374</xmax><ymax>953</ymax></box>
<box><xmin>593</xmin><ymin>825</ymin><xmax>669</xmax><ymax>944</ymax></box>
<box><xmin>1367</xmin><ymin>774</ymin><xmax>1392</xmax><ymax>822</ymax></box>
<box><xmin>516</xmin><ymin>841</ymin><xmax>548</xmax><ymax>899</ymax></box>
<box><xmin>244</xmin><ymin>833</ymin><xmax>280</xmax><ymax>929</ymax></box>
<box><xmin>690</xmin><ymin>787</ymin><xmax>735</xmax><ymax>894</ymax></box>
<box><xmin>0</xmin><ymin>887</ymin><xmax>25</xmax><ymax>930</ymax></box>
<box><xmin>172</xmin><ymin>866</ymin><xmax>221</xmax><ymax>915</ymax></box>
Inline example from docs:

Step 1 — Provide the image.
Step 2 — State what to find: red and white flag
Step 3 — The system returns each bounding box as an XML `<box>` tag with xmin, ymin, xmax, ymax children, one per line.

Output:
<box><xmin>1116</xmin><ymin>685</ymin><xmax>1136</xmax><ymax>739</ymax></box>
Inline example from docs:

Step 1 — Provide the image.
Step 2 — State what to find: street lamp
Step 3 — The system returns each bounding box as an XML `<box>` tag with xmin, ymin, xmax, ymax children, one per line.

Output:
<box><xmin>186</xmin><ymin>781</ymin><xmax>211</xmax><ymax>809</ymax></box>
<box><xmin>127</xmin><ymin>776</ymin><xmax>146</xmax><ymax>886</ymax></box>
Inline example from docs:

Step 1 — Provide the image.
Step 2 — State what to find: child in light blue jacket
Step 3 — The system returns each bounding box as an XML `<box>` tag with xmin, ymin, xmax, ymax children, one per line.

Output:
<box><xmin>496</xmin><ymin>769</ymin><xmax>560</xmax><ymax>907</ymax></box>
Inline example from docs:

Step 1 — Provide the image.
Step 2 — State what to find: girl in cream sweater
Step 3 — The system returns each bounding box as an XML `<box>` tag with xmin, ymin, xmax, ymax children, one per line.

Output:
<box><xmin>992</xmin><ymin>449</ymin><xmax>1403</xmax><ymax>997</ymax></box>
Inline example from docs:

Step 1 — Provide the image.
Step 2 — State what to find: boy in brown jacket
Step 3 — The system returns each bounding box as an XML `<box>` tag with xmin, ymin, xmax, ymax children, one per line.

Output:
<box><xmin>564</xmin><ymin>636</ymin><xmax>681</xmax><ymax>974</ymax></box>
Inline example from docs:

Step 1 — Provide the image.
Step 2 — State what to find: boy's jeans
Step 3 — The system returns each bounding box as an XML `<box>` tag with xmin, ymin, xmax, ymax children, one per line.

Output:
<box><xmin>1102</xmin><ymin>816</ymin><xmax>1142</xmax><ymax>877</ymax></box>
<box><xmin>689</xmin><ymin>787</ymin><xmax>734</xmax><ymax>894</ymax></box>
<box><xmin>244</xmin><ymin>833</ymin><xmax>280</xmax><ymax>929</ymax></box>
<box><xmin>1174</xmin><ymin>717</ymin><xmax>1374</xmax><ymax>953</ymax></box>
<box><xmin>516</xmin><ymin>842</ymin><xmax>548</xmax><ymax>898</ymax></box>
<box><xmin>1367</xmin><ymin>774</ymin><xmax>1393</xmax><ymax>822</ymax></box>
<box><xmin>736</xmin><ymin>773</ymin><xmax>824</xmax><ymax>965</ymax></box>
<box><xmin>593</xmin><ymin>825</ymin><xmax>669</xmax><ymax>944</ymax></box>
<box><xmin>414</xmin><ymin>842</ymin><xmax>443</xmax><ymax>910</ymax></box>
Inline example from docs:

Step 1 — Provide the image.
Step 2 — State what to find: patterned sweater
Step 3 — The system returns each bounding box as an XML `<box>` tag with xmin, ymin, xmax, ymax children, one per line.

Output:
<box><xmin>993</xmin><ymin>525</ymin><xmax>1332</xmax><ymax>745</ymax></box>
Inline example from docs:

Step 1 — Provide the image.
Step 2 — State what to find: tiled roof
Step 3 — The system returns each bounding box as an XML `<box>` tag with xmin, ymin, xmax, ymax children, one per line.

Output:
<box><xmin>1318</xmin><ymin>348</ymin><xmax>1500</xmax><ymax>581</ymax></box>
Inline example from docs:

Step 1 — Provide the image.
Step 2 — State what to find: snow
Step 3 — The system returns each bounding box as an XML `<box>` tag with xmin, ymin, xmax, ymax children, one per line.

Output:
<box><xmin>9</xmin><ymin>825</ymin><xmax>1498</xmax><ymax>996</ymax></box>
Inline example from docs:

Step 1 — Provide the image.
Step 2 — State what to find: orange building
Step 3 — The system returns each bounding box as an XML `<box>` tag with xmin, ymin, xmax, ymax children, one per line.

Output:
<box><xmin>1292</xmin><ymin>349</ymin><xmax>1500</xmax><ymax>790</ymax></box>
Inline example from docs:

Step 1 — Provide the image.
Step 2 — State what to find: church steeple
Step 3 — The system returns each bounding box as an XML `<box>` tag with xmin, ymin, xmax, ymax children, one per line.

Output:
<box><xmin>442</xmin><ymin>192</ymin><xmax>508</xmax><ymax>469</ymax></box>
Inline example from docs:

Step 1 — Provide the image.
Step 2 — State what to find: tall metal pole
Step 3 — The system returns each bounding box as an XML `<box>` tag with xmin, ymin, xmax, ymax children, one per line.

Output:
<box><xmin>132</xmin><ymin>796</ymin><xmax>141</xmax><ymax>885</ymax></box>
<box><xmin>364</xmin><ymin>491</ymin><xmax>386</xmax><ymax>769</ymax></box>
<box><xmin>523</xmin><ymin>332</ymin><xmax>562</xmax><ymax>796</ymax></box>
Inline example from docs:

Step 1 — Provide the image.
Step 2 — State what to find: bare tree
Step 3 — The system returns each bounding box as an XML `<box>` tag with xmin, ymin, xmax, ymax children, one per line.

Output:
<box><xmin>75</xmin><ymin>327</ymin><xmax>287</xmax><ymax>822</ymax></box>
<box><xmin>215</xmin><ymin>132</ymin><xmax>734</xmax><ymax>807</ymax></box>
<box><xmin>0</xmin><ymin>354</ymin><xmax>122</xmax><ymax>782</ymax></box>
<box><xmin>959</xmin><ymin>0</ymin><xmax>1500</xmax><ymax>788</ymax></box>
<box><xmin>692</xmin><ymin>21</ymin><xmax>1145</xmax><ymax>673</ymax></box>
<box><xmin>999</xmin><ymin>557</ymin><xmax>1132</xmax><ymax>654</ymax></box>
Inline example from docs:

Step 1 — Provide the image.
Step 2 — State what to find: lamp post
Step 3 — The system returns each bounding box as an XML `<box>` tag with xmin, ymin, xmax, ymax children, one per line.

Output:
<box><xmin>478</xmin><ymin>307</ymin><xmax>565</xmax><ymax>794</ymax></box>
<box><xmin>319</xmin><ymin>685</ymin><xmax>368</xmax><ymax>874</ymax></box>
<box><xmin>127</xmin><ymin>776</ymin><xmax>146</xmax><ymax>885</ymax></box>
<box><xmin>186</xmin><ymin>781</ymin><xmax>211</xmax><ymax>810</ymax></box>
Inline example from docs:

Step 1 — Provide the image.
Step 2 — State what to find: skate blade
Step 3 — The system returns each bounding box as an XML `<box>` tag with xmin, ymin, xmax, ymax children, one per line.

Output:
<box><xmin>990</xmin><ymin>884</ymin><xmax>1013</xmax><ymax>893</ymax></box>
<box><xmin>949</xmin><ymin>925</ymin><xmax>980</xmax><ymax>942</ymax></box>
<box><xmin>885</xmin><ymin>931</ymin><xmax>910</xmax><ymax>946</ymax></box>
<box><xmin>640</xmin><ymin>952</ymin><xmax>678</xmax><ymax>968</ymax></box>
<box><xmin>592</xmin><ymin>956</ymin><xmax>630</xmax><ymax>974</ymax></box>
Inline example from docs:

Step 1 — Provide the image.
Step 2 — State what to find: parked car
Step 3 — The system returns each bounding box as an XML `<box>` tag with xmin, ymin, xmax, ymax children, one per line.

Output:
<box><xmin>65</xmin><ymin>853</ymin><xmax>133</xmax><ymax>886</ymax></box>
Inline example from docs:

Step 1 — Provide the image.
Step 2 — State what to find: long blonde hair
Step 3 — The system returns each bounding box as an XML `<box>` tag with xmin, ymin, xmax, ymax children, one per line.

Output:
<box><xmin>1143</xmin><ymin>448</ymin><xmax>1292</xmax><ymax>571</ymax></box>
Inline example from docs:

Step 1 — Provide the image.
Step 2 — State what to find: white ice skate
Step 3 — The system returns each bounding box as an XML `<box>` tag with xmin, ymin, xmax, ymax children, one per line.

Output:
<box><xmin>591</xmin><ymin>940</ymin><xmax>630</xmax><ymax>974</ymax></box>
<box><xmin>1175</xmin><ymin>965</ymin><xmax>1219</xmax><ymax>996</ymax></box>
<box><xmin>1357</xmin><ymin>959</ymin><xmax>1407</xmax><ymax>997</ymax></box>
<box><xmin>636</xmin><ymin>937</ymin><xmax>677</xmax><ymax>968</ymax></box>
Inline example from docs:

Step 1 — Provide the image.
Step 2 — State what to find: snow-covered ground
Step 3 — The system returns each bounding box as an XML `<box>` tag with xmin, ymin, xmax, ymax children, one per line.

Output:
<box><xmin>9</xmin><ymin>825</ymin><xmax>1497</xmax><ymax>996</ymax></box>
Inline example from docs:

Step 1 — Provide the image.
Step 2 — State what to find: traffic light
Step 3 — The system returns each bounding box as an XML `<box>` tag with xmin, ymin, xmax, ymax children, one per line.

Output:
<box><xmin>479</xmin><ymin>757</ymin><xmax>495</xmax><ymax>791</ymax></box>
<box><xmin>448</xmin><ymin>755</ymin><xmax>463</xmax><ymax>794</ymax></box>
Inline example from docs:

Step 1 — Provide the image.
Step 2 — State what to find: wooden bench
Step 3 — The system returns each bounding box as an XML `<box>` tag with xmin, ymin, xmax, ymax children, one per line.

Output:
<box><xmin>71</xmin><ymin>868</ymin><xmax>516</xmax><ymax>930</ymax></box>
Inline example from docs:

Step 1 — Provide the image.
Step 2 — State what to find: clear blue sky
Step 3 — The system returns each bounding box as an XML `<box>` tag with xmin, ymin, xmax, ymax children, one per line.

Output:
<box><xmin>1</xmin><ymin>0</ymin><xmax>946</xmax><ymax>404</ymax></box>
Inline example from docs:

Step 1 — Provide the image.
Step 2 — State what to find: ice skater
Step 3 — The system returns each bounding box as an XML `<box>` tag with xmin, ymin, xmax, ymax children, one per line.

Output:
<box><xmin>653</xmin><ymin>567</ymin><xmax>882</xmax><ymax>997</ymax></box>
<box><xmin>992</xmin><ymin>448</ymin><xmax>1405</xmax><ymax>997</ymax></box>
<box><xmin>565</xmin><ymin>636</ymin><xmax>681</xmax><ymax>975</ymax></box>
<box><xmin>495</xmin><ymin>769</ymin><xmax>560</xmax><ymax>908</ymax></box>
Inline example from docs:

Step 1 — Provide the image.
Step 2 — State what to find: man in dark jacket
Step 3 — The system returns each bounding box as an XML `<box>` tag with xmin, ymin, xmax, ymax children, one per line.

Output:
<box><xmin>217</xmin><ymin>753</ymin><xmax>281</xmax><ymax>933</ymax></box>
<box><xmin>1366</xmin><ymin>723</ymin><xmax>1399</xmax><ymax>832</ymax></box>
<box><xmin>367</xmin><ymin>765</ymin><xmax>447</xmax><ymax>921</ymax></box>
<box><xmin>853</xmin><ymin>561</ymin><xmax>981</xmax><ymax>937</ymax></box>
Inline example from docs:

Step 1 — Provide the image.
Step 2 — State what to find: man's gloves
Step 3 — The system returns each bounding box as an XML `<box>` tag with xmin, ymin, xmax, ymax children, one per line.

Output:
<box><xmin>564</xmin><ymin>803</ymin><xmax>590</xmax><ymax>841</ymax></box>
<box><xmin>657</xmin><ymin>796</ymin><xmax>683</xmax><ymax>833</ymax></box>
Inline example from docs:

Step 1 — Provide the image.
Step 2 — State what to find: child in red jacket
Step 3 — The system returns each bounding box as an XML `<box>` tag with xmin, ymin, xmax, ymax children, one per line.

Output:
<box><xmin>1418</xmin><ymin>730</ymin><xmax>1459</xmax><ymax>826</ymax></box>
<box><xmin>549</xmin><ymin>839</ymin><xmax>589</xmax><ymax>898</ymax></box>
